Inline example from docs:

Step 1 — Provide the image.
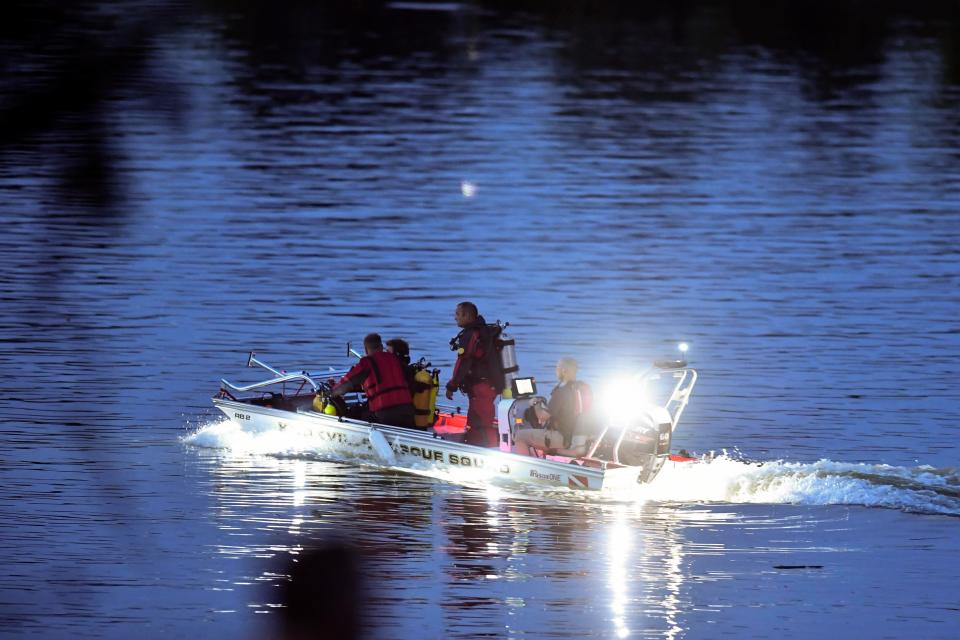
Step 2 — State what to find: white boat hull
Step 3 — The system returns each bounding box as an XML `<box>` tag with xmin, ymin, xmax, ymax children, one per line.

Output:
<box><xmin>212</xmin><ymin>397</ymin><xmax>633</xmax><ymax>491</ymax></box>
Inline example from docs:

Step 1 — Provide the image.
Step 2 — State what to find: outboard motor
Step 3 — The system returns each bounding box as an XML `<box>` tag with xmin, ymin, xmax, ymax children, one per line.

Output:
<box><xmin>616</xmin><ymin>406</ymin><xmax>673</xmax><ymax>465</ymax></box>
<box><xmin>588</xmin><ymin>405</ymin><xmax>673</xmax><ymax>481</ymax></box>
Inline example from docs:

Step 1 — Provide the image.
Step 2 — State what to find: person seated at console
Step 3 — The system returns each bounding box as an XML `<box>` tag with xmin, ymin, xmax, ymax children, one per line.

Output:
<box><xmin>513</xmin><ymin>357</ymin><xmax>594</xmax><ymax>457</ymax></box>
<box><xmin>331</xmin><ymin>333</ymin><xmax>416</xmax><ymax>428</ymax></box>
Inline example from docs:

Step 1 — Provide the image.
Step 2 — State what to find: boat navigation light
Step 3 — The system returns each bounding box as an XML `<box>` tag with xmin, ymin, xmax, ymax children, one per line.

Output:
<box><xmin>678</xmin><ymin>342</ymin><xmax>689</xmax><ymax>354</ymax></box>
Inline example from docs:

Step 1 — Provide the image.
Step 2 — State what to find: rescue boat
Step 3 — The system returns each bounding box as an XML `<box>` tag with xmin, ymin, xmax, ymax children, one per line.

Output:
<box><xmin>211</xmin><ymin>352</ymin><xmax>698</xmax><ymax>492</ymax></box>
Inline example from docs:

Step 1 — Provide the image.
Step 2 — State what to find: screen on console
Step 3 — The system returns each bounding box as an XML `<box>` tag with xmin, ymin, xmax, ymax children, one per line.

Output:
<box><xmin>512</xmin><ymin>377</ymin><xmax>536</xmax><ymax>397</ymax></box>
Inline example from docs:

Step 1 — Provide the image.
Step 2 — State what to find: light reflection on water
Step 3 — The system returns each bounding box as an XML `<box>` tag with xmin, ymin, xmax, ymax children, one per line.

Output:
<box><xmin>608</xmin><ymin>511</ymin><xmax>634</xmax><ymax>639</ymax></box>
<box><xmin>192</xmin><ymin>447</ymin><xmax>924</xmax><ymax>639</ymax></box>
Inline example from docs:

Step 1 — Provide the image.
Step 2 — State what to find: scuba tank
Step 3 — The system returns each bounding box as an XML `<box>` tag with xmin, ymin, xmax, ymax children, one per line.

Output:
<box><xmin>312</xmin><ymin>392</ymin><xmax>340</xmax><ymax>416</ymax></box>
<box><xmin>497</xmin><ymin>324</ymin><xmax>520</xmax><ymax>397</ymax></box>
<box><xmin>429</xmin><ymin>369</ymin><xmax>440</xmax><ymax>424</ymax></box>
<box><xmin>412</xmin><ymin>366</ymin><xmax>439</xmax><ymax>428</ymax></box>
<box><xmin>410</xmin><ymin>357</ymin><xmax>441</xmax><ymax>429</ymax></box>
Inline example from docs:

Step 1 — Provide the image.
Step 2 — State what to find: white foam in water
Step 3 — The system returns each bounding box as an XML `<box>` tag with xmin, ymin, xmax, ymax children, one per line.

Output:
<box><xmin>184</xmin><ymin>418</ymin><xmax>321</xmax><ymax>456</ymax></box>
<box><xmin>633</xmin><ymin>455</ymin><xmax>960</xmax><ymax>516</ymax></box>
<box><xmin>185</xmin><ymin>421</ymin><xmax>959</xmax><ymax>515</ymax></box>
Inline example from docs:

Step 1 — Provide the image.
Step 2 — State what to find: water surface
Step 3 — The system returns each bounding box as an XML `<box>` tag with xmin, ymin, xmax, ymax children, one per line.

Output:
<box><xmin>1</xmin><ymin>2</ymin><xmax>959</xmax><ymax>638</ymax></box>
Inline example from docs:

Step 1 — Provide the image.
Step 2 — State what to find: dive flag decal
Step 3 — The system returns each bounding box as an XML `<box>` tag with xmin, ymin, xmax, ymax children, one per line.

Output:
<box><xmin>568</xmin><ymin>474</ymin><xmax>589</xmax><ymax>489</ymax></box>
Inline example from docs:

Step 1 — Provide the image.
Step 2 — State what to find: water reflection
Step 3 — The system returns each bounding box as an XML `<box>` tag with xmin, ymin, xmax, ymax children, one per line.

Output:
<box><xmin>607</xmin><ymin>511</ymin><xmax>633</xmax><ymax>638</ymax></box>
<box><xmin>184</xmin><ymin>440</ymin><xmax>959</xmax><ymax>639</ymax></box>
<box><xmin>201</xmin><ymin>452</ymin><xmax>705</xmax><ymax>637</ymax></box>
<box><xmin>4</xmin><ymin>0</ymin><xmax>958</xmax><ymax>226</ymax></box>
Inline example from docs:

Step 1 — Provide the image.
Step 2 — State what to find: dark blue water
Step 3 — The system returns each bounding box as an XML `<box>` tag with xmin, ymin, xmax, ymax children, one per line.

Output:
<box><xmin>2</xmin><ymin>2</ymin><xmax>959</xmax><ymax>638</ymax></box>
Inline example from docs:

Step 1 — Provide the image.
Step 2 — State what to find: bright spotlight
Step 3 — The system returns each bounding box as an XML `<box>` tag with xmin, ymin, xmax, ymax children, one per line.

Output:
<box><xmin>678</xmin><ymin>342</ymin><xmax>689</xmax><ymax>353</ymax></box>
<box><xmin>599</xmin><ymin>375</ymin><xmax>648</xmax><ymax>426</ymax></box>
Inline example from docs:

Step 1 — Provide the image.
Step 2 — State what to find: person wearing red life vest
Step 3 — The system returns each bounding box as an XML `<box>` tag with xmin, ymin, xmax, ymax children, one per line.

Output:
<box><xmin>445</xmin><ymin>301</ymin><xmax>500</xmax><ymax>448</ymax></box>
<box><xmin>332</xmin><ymin>333</ymin><xmax>416</xmax><ymax>428</ymax></box>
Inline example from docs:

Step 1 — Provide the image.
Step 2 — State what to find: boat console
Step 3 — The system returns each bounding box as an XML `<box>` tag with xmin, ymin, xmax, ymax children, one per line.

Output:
<box><xmin>496</xmin><ymin>363</ymin><xmax>697</xmax><ymax>480</ymax></box>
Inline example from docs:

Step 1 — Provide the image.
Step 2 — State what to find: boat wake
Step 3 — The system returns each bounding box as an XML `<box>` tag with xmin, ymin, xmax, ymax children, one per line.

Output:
<box><xmin>184</xmin><ymin>419</ymin><xmax>960</xmax><ymax>516</ymax></box>
<box><xmin>185</xmin><ymin>417</ymin><xmax>322</xmax><ymax>455</ymax></box>
<box><xmin>640</xmin><ymin>454</ymin><xmax>960</xmax><ymax>516</ymax></box>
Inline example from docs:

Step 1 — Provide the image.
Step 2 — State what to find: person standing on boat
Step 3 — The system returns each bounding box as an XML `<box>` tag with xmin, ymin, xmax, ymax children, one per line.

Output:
<box><xmin>513</xmin><ymin>357</ymin><xmax>594</xmax><ymax>457</ymax></box>
<box><xmin>331</xmin><ymin>333</ymin><xmax>416</xmax><ymax>429</ymax></box>
<box><xmin>445</xmin><ymin>301</ymin><xmax>500</xmax><ymax>448</ymax></box>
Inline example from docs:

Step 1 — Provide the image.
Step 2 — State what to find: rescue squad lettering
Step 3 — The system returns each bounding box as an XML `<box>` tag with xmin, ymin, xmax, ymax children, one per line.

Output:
<box><xmin>447</xmin><ymin>453</ymin><xmax>484</xmax><ymax>467</ymax></box>
<box><xmin>396</xmin><ymin>443</ymin><xmax>444</xmax><ymax>462</ymax></box>
<box><xmin>292</xmin><ymin>425</ymin><xmax>368</xmax><ymax>448</ymax></box>
<box><xmin>393</xmin><ymin>443</ymin><xmax>487</xmax><ymax>468</ymax></box>
<box><xmin>323</xmin><ymin>431</ymin><xmax>347</xmax><ymax>444</ymax></box>
<box><xmin>263</xmin><ymin>421</ymin><xmax>507</xmax><ymax>471</ymax></box>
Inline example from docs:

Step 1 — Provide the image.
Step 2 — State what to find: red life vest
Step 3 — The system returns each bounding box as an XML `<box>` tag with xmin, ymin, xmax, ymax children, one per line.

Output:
<box><xmin>360</xmin><ymin>351</ymin><xmax>413</xmax><ymax>412</ymax></box>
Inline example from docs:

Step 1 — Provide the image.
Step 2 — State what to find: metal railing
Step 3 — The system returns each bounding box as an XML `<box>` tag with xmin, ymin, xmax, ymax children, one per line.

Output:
<box><xmin>582</xmin><ymin>366</ymin><xmax>698</xmax><ymax>464</ymax></box>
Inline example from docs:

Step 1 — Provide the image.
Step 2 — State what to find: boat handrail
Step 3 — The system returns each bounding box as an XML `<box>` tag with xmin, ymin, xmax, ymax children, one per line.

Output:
<box><xmin>305</xmin><ymin>368</ymin><xmax>352</xmax><ymax>380</ymax></box>
<box><xmin>246</xmin><ymin>352</ymin><xmax>354</xmax><ymax>386</ymax></box>
<box><xmin>664</xmin><ymin>368</ymin><xmax>697</xmax><ymax>428</ymax></box>
<box><xmin>581</xmin><ymin>366</ymin><xmax>698</xmax><ymax>462</ymax></box>
<box><xmin>221</xmin><ymin>372</ymin><xmax>321</xmax><ymax>393</ymax></box>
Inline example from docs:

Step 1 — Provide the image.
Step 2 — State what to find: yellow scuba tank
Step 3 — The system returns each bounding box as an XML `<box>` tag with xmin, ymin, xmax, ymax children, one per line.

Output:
<box><xmin>429</xmin><ymin>369</ymin><xmax>439</xmax><ymax>424</ymax></box>
<box><xmin>412</xmin><ymin>368</ymin><xmax>438</xmax><ymax>428</ymax></box>
<box><xmin>313</xmin><ymin>392</ymin><xmax>339</xmax><ymax>416</ymax></box>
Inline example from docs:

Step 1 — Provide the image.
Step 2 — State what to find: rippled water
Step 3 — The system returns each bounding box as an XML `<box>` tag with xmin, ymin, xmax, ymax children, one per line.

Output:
<box><xmin>2</xmin><ymin>1</ymin><xmax>959</xmax><ymax>638</ymax></box>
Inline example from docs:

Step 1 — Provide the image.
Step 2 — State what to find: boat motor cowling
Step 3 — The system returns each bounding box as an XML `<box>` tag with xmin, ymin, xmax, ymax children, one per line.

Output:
<box><xmin>617</xmin><ymin>406</ymin><xmax>673</xmax><ymax>466</ymax></box>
